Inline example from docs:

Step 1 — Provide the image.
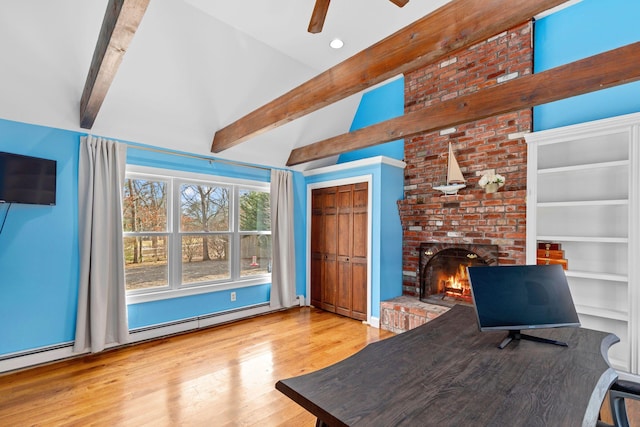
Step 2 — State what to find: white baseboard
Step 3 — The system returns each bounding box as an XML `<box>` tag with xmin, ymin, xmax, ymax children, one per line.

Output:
<box><xmin>129</xmin><ymin>304</ymin><xmax>274</xmax><ymax>341</ymax></box>
<box><xmin>197</xmin><ymin>304</ymin><xmax>273</xmax><ymax>328</ymax></box>
<box><xmin>369</xmin><ymin>316</ymin><xmax>380</xmax><ymax>328</ymax></box>
<box><xmin>0</xmin><ymin>304</ymin><xmax>275</xmax><ymax>374</ymax></box>
<box><xmin>296</xmin><ymin>295</ymin><xmax>306</xmax><ymax>307</ymax></box>
<box><xmin>0</xmin><ymin>343</ymin><xmax>75</xmax><ymax>373</ymax></box>
<box><xmin>129</xmin><ymin>319</ymin><xmax>200</xmax><ymax>343</ymax></box>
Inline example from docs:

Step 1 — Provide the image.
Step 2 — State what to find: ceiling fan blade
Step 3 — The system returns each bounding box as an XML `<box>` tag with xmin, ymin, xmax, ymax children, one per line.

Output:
<box><xmin>308</xmin><ymin>0</ymin><xmax>331</xmax><ymax>34</ymax></box>
<box><xmin>389</xmin><ymin>0</ymin><xmax>409</xmax><ymax>6</ymax></box>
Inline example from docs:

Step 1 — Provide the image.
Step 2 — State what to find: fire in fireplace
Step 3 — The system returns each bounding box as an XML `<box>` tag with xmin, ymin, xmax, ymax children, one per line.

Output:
<box><xmin>419</xmin><ymin>243</ymin><xmax>498</xmax><ymax>305</ymax></box>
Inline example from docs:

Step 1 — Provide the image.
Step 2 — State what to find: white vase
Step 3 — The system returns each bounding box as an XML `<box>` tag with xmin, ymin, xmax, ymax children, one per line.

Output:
<box><xmin>485</xmin><ymin>183</ymin><xmax>499</xmax><ymax>193</ymax></box>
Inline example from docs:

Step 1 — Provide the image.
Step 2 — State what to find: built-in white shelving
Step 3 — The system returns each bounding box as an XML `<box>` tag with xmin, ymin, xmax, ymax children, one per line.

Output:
<box><xmin>565</xmin><ymin>270</ymin><xmax>627</xmax><ymax>283</ymax></box>
<box><xmin>538</xmin><ymin>200</ymin><xmax>629</xmax><ymax>208</ymax></box>
<box><xmin>526</xmin><ymin>112</ymin><xmax>640</xmax><ymax>374</ymax></box>
<box><xmin>538</xmin><ymin>159</ymin><xmax>630</xmax><ymax>175</ymax></box>
<box><xmin>537</xmin><ymin>236</ymin><xmax>629</xmax><ymax>243</ymax></box>
<box><xmin>574</xmin><ymin>305</ymin><xmax>629</xmax><ymax>322</ymax></box>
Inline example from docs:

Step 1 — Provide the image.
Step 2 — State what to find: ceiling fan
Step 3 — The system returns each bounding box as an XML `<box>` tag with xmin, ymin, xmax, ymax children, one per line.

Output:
<box><xmin>308</xmin><ymin>0</ymin><xmax>410</xmax><ymax>34</ymax></box>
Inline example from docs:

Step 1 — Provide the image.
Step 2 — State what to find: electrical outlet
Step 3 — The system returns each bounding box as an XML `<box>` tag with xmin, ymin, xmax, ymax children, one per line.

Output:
<box><xmin>230</xmin><ymin>291</ymin><xmax>236</xmax><ymax>302</ymax></box>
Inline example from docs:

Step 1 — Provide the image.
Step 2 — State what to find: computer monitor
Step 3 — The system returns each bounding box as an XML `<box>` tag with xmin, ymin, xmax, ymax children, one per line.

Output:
<box><xmin>467</xmin><ymin>264</ymin><xmax>580</xmax><ymax>349</ymax></box>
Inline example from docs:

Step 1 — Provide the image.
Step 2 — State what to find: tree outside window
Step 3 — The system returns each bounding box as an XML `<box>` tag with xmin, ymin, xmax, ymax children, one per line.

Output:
<box><xmin>122</xmin><ymin>178</ymin><xmax>168</xmax><ymax>291</ymax></box>
<box><xmin>180</xmin><ymin>183</ymin><xmax>231</xmax><ymax>284</ymax></box>
<box><xmin>239</xmin><ymin>189</ymin><xmax>271</xmax><ymax>277</ymax></box>
<box><xmin>122</xmin><ymin>170</ymin><xmax>272</xmax><ymax>297</ymax></box>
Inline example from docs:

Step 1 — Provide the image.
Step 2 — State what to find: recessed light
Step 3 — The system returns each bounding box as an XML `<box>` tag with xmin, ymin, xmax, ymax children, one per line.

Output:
<box><xmin>330</xmin><ymin>38</ymin><xmax>344</xmax><ymax>49</ymax></box>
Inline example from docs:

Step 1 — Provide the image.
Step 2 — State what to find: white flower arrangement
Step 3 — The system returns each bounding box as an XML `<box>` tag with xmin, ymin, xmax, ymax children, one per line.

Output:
<box><xmin>478</xmin><ymin>173</ymin><xmax>505</xmax><ymax>188</ymax></box>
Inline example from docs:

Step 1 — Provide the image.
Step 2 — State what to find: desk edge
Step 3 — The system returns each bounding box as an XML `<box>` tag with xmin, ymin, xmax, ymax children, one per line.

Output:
<box><xmin>582</xmin><ymin>333</ymin><xmax>621</xmax><ymax>427</ymax></box>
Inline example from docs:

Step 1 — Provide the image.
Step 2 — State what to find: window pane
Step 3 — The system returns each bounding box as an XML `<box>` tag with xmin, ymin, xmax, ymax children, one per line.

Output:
<box><xmin>239</xmin><ymin>189</ymin><xmax>270</xmax><ymax>231</ymax></box>
<box><xmin>240</xmin><ymin>234</ymin><xmax>272</xmax><ymax>277</ymax></box>
<box><xmin>180</xmin><ymin>184</ymin><xmax>229</xmax><ymax>232</ymax></box>
<box><xmin>182</xmin><ymin>234</ymin><xmax>230</xmax><ymax>284</ymax></box>
<box><xmin>124</xmin><ymin>236</ymin><xmax>168</xmax><ymax>291</ymax></box>
<box><xmin>123</xmin><ymin>179</ymin><xmax>168</xmax><ymax>232</ymax></box>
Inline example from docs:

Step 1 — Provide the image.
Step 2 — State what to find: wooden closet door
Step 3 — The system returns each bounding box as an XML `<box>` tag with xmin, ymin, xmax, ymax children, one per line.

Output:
<box><xmin>350</xmin><ymin>183</ymin><xmax>368</xmax><ymax>321</ymax></box>
<box><xmin>336</xmin><ymin>185</ymin><xmax>353</xmax><ymax>318</ymax></box>
<box><xmin>310</xmin><ymin>183</ymin><xmax>367</xmax><ymax>320</ymax></box>
<box><xmin>310</xmin><ymin>190</ymin><xmax>324</xmax><ymax>308</ymax></box>
<box><xmin>321</xmin><ymin>188</ymin><xmax>337</xmax><ymax>313</ymax></box>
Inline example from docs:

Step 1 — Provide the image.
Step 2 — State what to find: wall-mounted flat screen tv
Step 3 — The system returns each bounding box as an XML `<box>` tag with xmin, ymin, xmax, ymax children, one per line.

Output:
<box><xmin>0</xmin><ymin>152</ymin><xmax>57</xmax><ymax>206</ymax></box>
<box><xmin>467</xmin><ymin>264</ymin><xmax>580</xmax><ymax>348</ymax></box>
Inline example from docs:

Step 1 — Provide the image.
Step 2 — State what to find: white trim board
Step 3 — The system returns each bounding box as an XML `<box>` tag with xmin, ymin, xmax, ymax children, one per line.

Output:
<box><xmin>303</xmin><ymin>156</ymin><xmax>406</xmax><ymax>177</ymax></box>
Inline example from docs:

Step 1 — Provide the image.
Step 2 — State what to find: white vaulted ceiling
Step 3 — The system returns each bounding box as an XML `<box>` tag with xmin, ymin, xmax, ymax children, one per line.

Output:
<box><xmin>0</xmin><ymin>0</ymin><xmax>451</xmax><ymax>169</ymax></box>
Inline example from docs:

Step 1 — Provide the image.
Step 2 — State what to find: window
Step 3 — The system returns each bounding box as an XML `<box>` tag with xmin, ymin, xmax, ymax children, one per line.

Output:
<box><xmin>122</xmin><ymin>166</ymin><xmax>271</xmax><ymax>300</ymax></box>
<box><xmin>180</xmin><ymin>183</ymin><xmax>231</xmax><ymax>284</ymax></box>
<box><xmin>122</xmin><ymin>178</ymin><xmax>169</xmax><ymax>292</ymax></box>
<box><xmin>238</xmin><ymin>189</ymin><xmax>271</xmax><ymax>278</ymax></box>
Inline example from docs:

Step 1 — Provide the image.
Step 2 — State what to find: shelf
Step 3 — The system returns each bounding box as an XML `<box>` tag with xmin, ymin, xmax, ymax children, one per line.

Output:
<box><xmin>565</xmin><ymin>270</ymin><xmax>628</xmax><ymax>283</ymax></box>
<box><xmin>574</xmin><ymin>304</ymin><xmax>628</xmax><ymax>322</ymax></box>
<box><xmin>527</xmin><ymin>113</ymin><xmax>640</xmax><ymax>374</ymax></box>
<box><xmin>538</xmin><ymin>160</ymin><xmax>629</xmax><ymax>175</ymax></box>
<box><xmin>537</xmin><ymin>235</ymin><xmax>628</xmax><ymax>244</ymax></box>
<box><xmin>537</xmin><ymin>199</ymin><xmax>628</xmax><ymax>208</ymax></box>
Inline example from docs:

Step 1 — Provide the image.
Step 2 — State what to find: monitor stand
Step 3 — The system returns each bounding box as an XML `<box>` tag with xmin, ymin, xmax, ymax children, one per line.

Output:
<box><xmin>498</xmin><ymin>330</ymin><xmax>569</xmax><ymax>349</ymax></box>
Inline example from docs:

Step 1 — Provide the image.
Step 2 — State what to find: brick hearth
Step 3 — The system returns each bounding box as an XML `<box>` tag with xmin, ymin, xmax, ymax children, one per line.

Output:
<box><xmin>380</xmin><ymin>296</ymin><xmax>449</xmax><ymax>333</ymax></box>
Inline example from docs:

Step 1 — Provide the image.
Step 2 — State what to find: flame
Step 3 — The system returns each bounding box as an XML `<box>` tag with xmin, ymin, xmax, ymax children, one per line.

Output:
<box><xmin>443</xmin><ymin>264</ymin><xmax>472</xmax><ymax>300</ymax></box>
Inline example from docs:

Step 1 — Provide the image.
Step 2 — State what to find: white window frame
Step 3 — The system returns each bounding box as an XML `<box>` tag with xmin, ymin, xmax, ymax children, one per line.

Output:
<box><xmin>124</xmin><ymin>165</ymin><xmax>271</xmax><ymax>304</ymax></box>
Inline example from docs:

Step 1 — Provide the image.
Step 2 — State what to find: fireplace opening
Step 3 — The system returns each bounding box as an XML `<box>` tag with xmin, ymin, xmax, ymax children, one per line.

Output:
<box><xmin>419</xmin><ymin>243</ymin><xmax>498</xmax><ymax>306</ymax></box>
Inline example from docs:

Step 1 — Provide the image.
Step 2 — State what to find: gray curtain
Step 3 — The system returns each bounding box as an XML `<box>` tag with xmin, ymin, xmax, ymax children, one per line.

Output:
<box><xmin>270</xmin><ymin>169</ymin><xmax>296</xmax><ymax>308</ymax></box>
<box><xmin>74</xmin><ymin>135</ymin><xmax>129</xmax><ymax>353</ymax></box>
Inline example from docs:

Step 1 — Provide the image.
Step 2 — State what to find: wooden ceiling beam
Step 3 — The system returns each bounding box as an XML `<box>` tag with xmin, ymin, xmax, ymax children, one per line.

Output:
<box><xmin>308</xmin><ymin>0</ymin><xmax>331</xmax><ymax>34</ymax></box>
<box><xmin>286</xmin><ymin>42</ymin><xmax>640</xmax><ymax>166</ymax></box>
<box><xmin>389</xmin><ymin>0</ymin><xmax>410</xmax><ymax>7</ymax></box>
<box><xmin>80</xmin><ymin>0</ymin><xmax>150</xmax><ymax>129</ymax></box>
<box><xmin>211</xmin><ymin>0</ymin><xmax>569</xmax><ymax>153</ymax></box>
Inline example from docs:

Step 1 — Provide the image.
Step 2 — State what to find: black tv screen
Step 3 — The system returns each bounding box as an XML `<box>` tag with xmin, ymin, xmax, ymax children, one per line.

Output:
<box><xmin>468</xmin><ymin>264</ymin><xmax>580</xmax><ymax>332</ymax></box>
<box><xmin>0</xmin><ymin>152</ymin><xmax>57</xmax><ymax>206</ymax></box>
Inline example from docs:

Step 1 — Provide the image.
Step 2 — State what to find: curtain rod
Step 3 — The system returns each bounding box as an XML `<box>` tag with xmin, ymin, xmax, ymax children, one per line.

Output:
<box><xmin>125</xmin><ymin>143</ymin><xmax>273</xmax><ymax>172</ymax></box>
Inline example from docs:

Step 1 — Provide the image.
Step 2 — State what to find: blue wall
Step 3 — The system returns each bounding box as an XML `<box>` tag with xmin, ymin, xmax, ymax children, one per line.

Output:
<box><xmin>378</xmin><ymin>163</ymin><xmax>405</xmax><ymax>303</ymax></box>
<box><xmin>292</xmin><ymin>170</ymin><xmax>307</xmax><ymax>301</ymax></box>
<box><xmin>3</xmin><ymin>0</ymin><xmax>638</xmax><ymax>358</ymax></box>
<box><xmin>305</xmin><ymin>159</ymin><xmax>405</xmax><ymax>318</ymax></box>
<box><xmin>337</xmin><ymin>77</ymin><xmax>405</xmax><ymax>163</ymax></box>
<box><xmin>128</xmin><ymin>284</ymin><xmax>271</xmax><ymax>328</ymax></box>
<box><xmin>125</xmin><ymin>145</ymin><xmax>307</xmax><ymax>329</ymax></box>
<box><xmin>0</xmin><ymin>119</ymin><xmax>305</xmax><ymax>355</ymax></box>
<box><xmin>534</xmin><ymin>0</ymin><xmax>640</xmax><ymax>130</ymax></box>
<box><xmin>0</xmin><ymin>119</ymin><xmax>80</xmax><ymax>354</ymax></box>
<box><xmin>331</xmin><ymin>79</ymin><xmax>406</xmax><ymax>312</ymax></box>
<box><xmin>126</xmin><ymin>146</ymin><xmax>273</xmax><ymax>329</ymax></box>
<box><xmin>331</xmin><ymin>78</ymin><xmax>406</xmax><ymax>312</ymax></box>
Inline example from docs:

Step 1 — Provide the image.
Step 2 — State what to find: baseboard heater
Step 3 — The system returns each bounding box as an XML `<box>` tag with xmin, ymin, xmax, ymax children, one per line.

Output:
<box><xmin>0</xmin><ymin>341</ymin><xmax>74</xmax><ymax>363</ymax></box>
<box><xmin>129</xmin><ymin>302</ymin><xmax>271</xmax><ymax>335</ymax></box>
<box><xmin>0</xmin><ymin>303</ymin><xmax>273</xmax><ymax>373</ymax></box>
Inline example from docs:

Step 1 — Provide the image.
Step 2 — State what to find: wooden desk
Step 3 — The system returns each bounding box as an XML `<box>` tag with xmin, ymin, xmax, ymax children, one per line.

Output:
<box><xmin>276</xmin><ymin>305</ymin><xmax>618</xmax><ymax>426</ymax></box>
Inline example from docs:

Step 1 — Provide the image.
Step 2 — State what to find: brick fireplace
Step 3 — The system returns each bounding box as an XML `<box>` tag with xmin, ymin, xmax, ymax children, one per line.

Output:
<box><xmin>419</xmin><ymin>242</ymin><xmax>498</xmax><ymax>305</ymax></box>
<box><xmin>381</xmin><ymin>22</ymin><xmax>532</xmax><ymax>333</ymax></box>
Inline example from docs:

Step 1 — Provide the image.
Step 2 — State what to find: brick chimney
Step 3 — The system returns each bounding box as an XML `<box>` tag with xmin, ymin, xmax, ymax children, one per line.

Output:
<box><xmin>399</xmin><ymin>22</ymin><xmax>533</xmax><ymax>296</ymax></box>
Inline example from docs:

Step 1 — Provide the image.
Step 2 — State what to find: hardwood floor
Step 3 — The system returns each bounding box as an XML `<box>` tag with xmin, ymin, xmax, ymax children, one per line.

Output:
<box><xmin>1</xmin><ymin>306</ymin><xmax>637</xmax><ymax>426</ymax></box>
<box><xmin>0</xmin><ymin>307</ymin><xmax>393</xmax><ymax>426</ymax></box>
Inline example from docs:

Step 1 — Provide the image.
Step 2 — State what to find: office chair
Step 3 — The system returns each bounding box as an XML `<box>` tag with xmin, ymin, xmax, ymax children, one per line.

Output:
<box><xmin>597</xmin><ymin>379</ymin><xmax>640</xmax><ymax>427</ymax></box>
